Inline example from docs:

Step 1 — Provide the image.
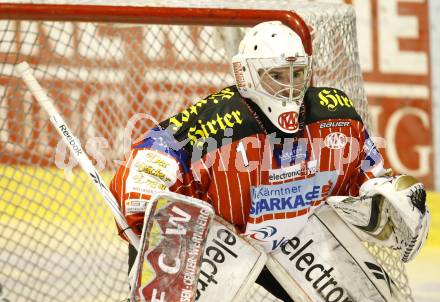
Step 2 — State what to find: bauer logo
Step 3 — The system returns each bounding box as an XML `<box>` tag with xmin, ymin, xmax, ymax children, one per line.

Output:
<box><xmin>324</xmin><ymin>132</ymin><xmax>347</xmax><ymax>149</ymax></box>
<box><xmin>278</xmin><ymin>111</ymin><xmax>299</xmax><ymax>131</ymax></box>
<box><xmin>319</xmin><ymin>121</ymin><xmax>351</xmax><ymax>129</ymax></box>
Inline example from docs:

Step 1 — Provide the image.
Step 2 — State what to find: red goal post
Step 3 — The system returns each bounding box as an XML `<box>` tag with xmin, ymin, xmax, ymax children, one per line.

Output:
<box><xmin>0</xmin><ymin>2</ymin><xmax>410</xmax><ymax>302</ymax></box>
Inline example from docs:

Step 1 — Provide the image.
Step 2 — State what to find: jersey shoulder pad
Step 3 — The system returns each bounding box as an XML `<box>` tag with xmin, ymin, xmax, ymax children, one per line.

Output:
<box><xmin>304</xmin><ymin>87</ymin><xmax>363</xmax><ymax>124</ymax></box>
<box><xmin>160</xmin><ymin>85</ymin><xmax>259</xmax><ymax>151</ymax></box>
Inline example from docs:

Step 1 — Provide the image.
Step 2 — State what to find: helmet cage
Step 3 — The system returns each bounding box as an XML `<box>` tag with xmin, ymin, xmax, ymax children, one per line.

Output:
<box><xmin>246</xmin><ymin>56</ymin><xmax>312</xmax><ymax>105</ymax></box>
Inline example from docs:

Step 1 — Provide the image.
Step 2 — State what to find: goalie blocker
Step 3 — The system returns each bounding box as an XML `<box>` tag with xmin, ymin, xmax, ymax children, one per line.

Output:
<box><xmin>129</xmin><ymin>192</ymin><xmax>214</xmax><ymax>302</ymax></box>
<box><xmin>129</xmin><ymin>192</ymin><xmax>268</xmax><ymax>302</ymax></box>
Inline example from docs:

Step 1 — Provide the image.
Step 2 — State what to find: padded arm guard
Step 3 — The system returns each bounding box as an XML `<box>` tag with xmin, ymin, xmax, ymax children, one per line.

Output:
<box><xmin>327</xmin><ymin>175</ymin><xmax>430</xmax><ymax>262</ymax></box>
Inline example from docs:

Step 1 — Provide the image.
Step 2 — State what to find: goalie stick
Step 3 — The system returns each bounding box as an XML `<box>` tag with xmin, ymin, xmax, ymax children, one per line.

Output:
<box><xmin>15</xmin><ymin>61</ymin><xmax>140</xmax><ymax>249</ymax></box>
<box><xmin>16</xmin><ymin>62</ymin><xmax>220</xmax><ymax>302</ymax></box>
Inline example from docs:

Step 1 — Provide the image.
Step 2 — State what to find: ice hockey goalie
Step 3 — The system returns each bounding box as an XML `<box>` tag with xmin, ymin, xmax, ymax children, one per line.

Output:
<box><xmin>110</xmin><ymin>21</ymin><xmax>430</xmax><ymax>302</ymax></box>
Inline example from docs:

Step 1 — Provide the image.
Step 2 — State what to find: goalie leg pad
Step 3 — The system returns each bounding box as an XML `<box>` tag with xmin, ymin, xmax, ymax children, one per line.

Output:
<box><xmin>196</xmin><ymin>217</ymin><xmax>267</xmax><ymax>302</ymax></box>
<box><xmin>268</xmin><ymin>206</ymin><xmax>406</xmax><ymax>302</ymax></box>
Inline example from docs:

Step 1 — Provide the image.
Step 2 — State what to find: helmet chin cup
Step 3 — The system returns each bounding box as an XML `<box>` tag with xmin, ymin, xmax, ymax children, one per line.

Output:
<box><xmin>248</xmin><ymin>90</ymin><xmax>302</xmax><ymax>133</ymax></box>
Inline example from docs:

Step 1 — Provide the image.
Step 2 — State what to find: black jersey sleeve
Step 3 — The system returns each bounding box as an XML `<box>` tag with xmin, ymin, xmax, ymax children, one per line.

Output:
<box><xmin>304</xmin><ymin>87</ymin><xmax>363</xmax><ymax>124</ymax></box>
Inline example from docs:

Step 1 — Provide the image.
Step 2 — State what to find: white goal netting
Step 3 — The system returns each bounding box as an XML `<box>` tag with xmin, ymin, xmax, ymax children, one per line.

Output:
<box><xmin>0</xmin><ymin>1</ymin><xmax>411</xmax><ymax>301</ymax></box>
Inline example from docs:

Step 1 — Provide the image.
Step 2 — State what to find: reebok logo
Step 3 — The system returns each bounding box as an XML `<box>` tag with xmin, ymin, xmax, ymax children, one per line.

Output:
<box><xmin>59</xmin><ymin>124</ymin><xmax>82</xmax><ymax>156</ymax></box>
<box><xmin>364</xmin><ymin>262</ymin><xmax>392</xmax><ymax>295</ymax></box>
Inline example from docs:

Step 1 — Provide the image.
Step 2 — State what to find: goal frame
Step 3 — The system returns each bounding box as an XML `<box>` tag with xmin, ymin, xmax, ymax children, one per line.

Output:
<box><xmin>0</xmin><ymin>2</ymin><xmax>412</xmax><ymax>302</ymax></box>
<box><xmin>0</xmin><ymin>4</ymin><xmax>311</xmax><ymax>53</ymax></box>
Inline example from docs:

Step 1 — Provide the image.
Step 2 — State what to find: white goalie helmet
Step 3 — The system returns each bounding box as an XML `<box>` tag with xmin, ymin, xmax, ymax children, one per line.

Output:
<box><xmin>232</xmin><ymin>21</ymin><xmax>312</xmax><ymax>133</ymax></box>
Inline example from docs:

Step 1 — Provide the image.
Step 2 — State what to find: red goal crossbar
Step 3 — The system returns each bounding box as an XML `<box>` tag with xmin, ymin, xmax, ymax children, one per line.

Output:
<box><xmin>0</xmin><ymin>4</ymin><xmax>312</xmax><ymax>55</ymax></box>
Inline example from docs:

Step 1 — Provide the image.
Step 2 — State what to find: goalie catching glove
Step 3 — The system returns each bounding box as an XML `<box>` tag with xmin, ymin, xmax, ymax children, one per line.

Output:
<box><xmin>327</xmin><ymin>175</ymin><xmax>430</xmax><ymax>262</ymax></box>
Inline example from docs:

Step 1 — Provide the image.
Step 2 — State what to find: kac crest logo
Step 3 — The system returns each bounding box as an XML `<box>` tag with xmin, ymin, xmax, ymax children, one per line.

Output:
<box><xmin>324</xmin><ymin>132</ymin><xmax>348</xmax><ymax>149</ymax></box>
<box><xmin>278</xmin><ymin>111</ymin><xmax>298</xmax><ymax>131</ymax></box>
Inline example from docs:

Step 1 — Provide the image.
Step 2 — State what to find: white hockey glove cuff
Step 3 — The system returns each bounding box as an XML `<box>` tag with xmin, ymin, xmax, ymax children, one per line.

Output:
<box><xmin>327</xmin><ymin>175</ymin><xmax>430</xmax><ymax>262</ymax></box>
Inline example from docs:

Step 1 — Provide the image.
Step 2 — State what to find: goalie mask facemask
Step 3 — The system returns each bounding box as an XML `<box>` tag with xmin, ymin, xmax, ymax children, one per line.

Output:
<box><xmin>232</xmin><ymin>21</ymin><xmax>312</xmax><ymax>133</ymax></box>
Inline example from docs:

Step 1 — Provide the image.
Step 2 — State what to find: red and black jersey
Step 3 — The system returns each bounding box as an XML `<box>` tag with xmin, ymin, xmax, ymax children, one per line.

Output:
<box><xmin>110</xmin><ymin>85</ymin><xmax>385</xmax><ymax>251</ymax></box>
